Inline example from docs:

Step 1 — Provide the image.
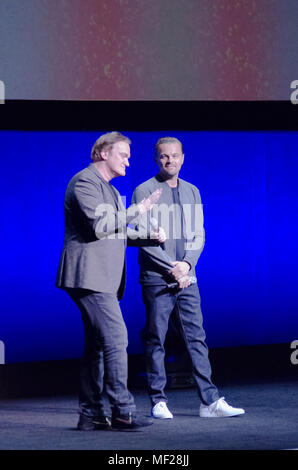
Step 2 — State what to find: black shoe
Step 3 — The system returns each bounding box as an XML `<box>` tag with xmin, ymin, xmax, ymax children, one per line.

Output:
<box><xmin>93</xmin><ymin>415</ymin><xmax>112</xmax><ymax>430</ymax></box>
<box><xmin>77</xmin><ymin>413</ymin><xmax>111</xmax><ymax>431</ymax></box>
<box><xmin>111</xmin><ymin>412</ymin><xmax>154</xmax><ymax>431</ymax></box>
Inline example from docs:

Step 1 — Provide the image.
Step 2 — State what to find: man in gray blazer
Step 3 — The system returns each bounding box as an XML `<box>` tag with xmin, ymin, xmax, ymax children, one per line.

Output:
<box><xmin>56</xmin><ymin>131</ymin><xmax>163</xmax><ymax>431</ymax></box>
<box><xmin>131</xmin><ymin>136</ymin><xmax>245</xmax><ymax>420</ymax></box>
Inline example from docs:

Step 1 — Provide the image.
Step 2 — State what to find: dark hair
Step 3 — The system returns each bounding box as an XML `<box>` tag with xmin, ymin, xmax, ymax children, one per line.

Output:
<box><xmin>91</xmin><ymin>131</ymin><xmax>131</xmax><ymax>161</ymax></box>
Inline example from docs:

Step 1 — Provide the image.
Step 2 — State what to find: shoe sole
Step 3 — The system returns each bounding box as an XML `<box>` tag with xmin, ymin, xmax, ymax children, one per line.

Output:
<box><xmin>200</xmin><ymin>411</ymin><xmax>245</xmax><ymax>418</ymax></box>
<box><xmin>152</xmin><ymin>415</ymin><xmax>173</xmax><ymax>419</ymax></box>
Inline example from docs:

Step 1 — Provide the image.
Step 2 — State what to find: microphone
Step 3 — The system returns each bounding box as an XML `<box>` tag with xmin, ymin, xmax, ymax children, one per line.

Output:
<box><xmin>149</xmin><ymin>217</ymin><xmax>159</xmax><ymax>231</ymax></box>
<box><xmin>167</xmin><ymin>276</ymin><xmax>197</xmax><ymax>289</ymax></box>
<box><xmin>150</xmin><ymin>217</ymin><xmax>165</xmax><ymax>249</ymax></box>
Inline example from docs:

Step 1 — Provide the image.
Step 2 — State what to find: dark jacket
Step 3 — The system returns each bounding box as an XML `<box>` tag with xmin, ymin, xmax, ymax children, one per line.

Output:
<box><xmin>56</xmin><ymin>163</ymin><xmax>142</xmax><ymax>299</ymax></box>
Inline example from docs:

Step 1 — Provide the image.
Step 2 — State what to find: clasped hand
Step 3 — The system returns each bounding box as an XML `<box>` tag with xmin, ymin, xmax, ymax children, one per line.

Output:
<box><xmin>169</xmin><ymin>261</ymin><xmax>191</xmax><ymax>289</ymax></box>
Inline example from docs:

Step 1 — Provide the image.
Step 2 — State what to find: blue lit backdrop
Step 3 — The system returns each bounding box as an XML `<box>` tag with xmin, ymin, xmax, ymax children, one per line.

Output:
<box><xmin>1</xmin><ymin>130</ymin><xmax>297</xmax><ymax>364</ymax></box>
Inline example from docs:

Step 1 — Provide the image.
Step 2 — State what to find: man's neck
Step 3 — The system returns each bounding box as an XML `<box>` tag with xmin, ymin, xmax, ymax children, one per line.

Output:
<box><xmin>158</xmin><ymin>172</ymin><xmax>179</xmax><ymax>188</ymax></box>
<box><xmin>167</xmin><ymin>180</ymin><xmax>178</xmax><ymax>188</ymax></box>
<box><xmin>93</xmin><ymin>161</ymin><xmax>112</xmax><ymax>182</ymax></box>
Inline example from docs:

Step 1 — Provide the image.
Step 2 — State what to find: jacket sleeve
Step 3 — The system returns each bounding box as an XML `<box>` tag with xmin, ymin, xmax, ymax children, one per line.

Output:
<box><xmin>182</xmin><ymin>186</ymin><xmax>205</xmax><ymax>269</ymax></box>
<box><xmin>131</xmin><ymin>186</ymin><xmax>174</xmax><ymax>272</ymax></box>
<box><xmin>126</xmin><ymin>227</ymin><xmax>163</xmax><ymax>247</ymax></box>
<box><xmin>73</xmin><ymin>177</ymin><xmax>141</xmax><ymax>240</ymax></box>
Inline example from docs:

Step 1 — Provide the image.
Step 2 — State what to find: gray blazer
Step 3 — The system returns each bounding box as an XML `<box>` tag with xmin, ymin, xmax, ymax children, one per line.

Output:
<box><xmin>131</xmin><ymin>174</ymin><xmax>205</xmax><ymax>285</ymax></box>
<box><xmin>56</xmin><ymin>163</ymin><xmax>143</xmax><ymax>299</ymax></box>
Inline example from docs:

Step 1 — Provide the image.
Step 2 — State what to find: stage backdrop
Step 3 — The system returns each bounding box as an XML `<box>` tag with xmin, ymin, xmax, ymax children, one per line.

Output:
<box><xmin>1</xmin><ymin>130</ymin><xmax>297</xmax><ymax>364</ymax></box>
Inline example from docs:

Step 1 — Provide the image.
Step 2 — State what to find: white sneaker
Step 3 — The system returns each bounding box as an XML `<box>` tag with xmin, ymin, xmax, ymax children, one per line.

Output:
<box><xmin>199</xmin><ymin>397</ymin><xmax>245</xmax><ymax>418</ymax></box>
<box><xmin>151</xmin><ymin>402</ymin><xmax>173</xmax><ymax>419</ymax></box>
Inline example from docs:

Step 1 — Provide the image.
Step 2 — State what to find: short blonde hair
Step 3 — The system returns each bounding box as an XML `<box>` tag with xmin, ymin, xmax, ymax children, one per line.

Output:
<box><xmin>91</xmin><ymin>131</ymin><xmax>131</xmax><ymax>161</ymax></box>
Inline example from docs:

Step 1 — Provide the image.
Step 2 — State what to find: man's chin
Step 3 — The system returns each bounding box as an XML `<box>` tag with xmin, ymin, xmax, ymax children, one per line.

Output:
<box><xmin>114</xmin><ymin>169</ymin><xmax>126</xmax><ymax>177</ymax></box>
<box><xmin>163</xmin><ymin>170</ymin><xmax>178</xmax><ymax>178</ymax></box>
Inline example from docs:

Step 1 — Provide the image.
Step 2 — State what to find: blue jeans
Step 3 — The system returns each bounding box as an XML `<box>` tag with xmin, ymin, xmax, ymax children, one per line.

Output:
<box><xmin>142</xmin><ymin>283</ymin><xmax>219</xmax><ymax>406</ymax></box>
<box><xmin>67</xmin><ymin>289</ymin><xmax>136</xmax><ymax>417</ymax></box>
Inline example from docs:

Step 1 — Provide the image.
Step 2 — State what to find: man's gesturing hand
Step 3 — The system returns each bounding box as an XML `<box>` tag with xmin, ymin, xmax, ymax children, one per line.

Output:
<box><xmin>150</xmin><ymin>226</ymin><xmax>167</xmax><ymax>244</ymax></box>
<box><xmin>138</xmin><ymin>188</ymin><xmax>162</xmax><ymax>214</ymax></box>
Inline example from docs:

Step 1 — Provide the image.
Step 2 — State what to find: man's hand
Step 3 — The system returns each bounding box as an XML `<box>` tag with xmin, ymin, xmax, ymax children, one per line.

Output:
<box><xmin>168</xmin><ymin>261</ymin><xmax>190</xmax><ymax>281</ymax></box>
<box><xmin>177</xmin><ymin>275</ymin><xmax>192</xmax><ymax>289</ymax></box>
<box><xmin>138</xmin><ymin>188</ymin><xmax>162</xmax><ymax>214</ymax></box>
<box><xmin>150</xmin><ymin>226</ymin><xmax>167</xmax><ymax>244</ymax></box>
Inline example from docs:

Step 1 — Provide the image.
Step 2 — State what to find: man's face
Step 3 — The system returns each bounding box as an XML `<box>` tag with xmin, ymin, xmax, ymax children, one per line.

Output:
<box><xmin>155</xmin><ymin>142</ymin><xmax>184</xmax><ymax>179</ymax></box>
<box><xmin>105</xmin><ymin>141</ymin><xmax>130</xmax><ymax>177</ymax></box>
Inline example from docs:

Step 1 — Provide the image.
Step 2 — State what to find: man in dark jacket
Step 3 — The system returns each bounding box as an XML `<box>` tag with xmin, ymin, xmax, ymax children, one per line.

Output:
<box><xmin>132</xmin><ymin>136</ymin><xmax>245</xmax><ymax>420</ymax></box>
<box><xmin>56</xmin><ymin>131</ymin><xmax>162</xmax><ymax>430</ymax></box>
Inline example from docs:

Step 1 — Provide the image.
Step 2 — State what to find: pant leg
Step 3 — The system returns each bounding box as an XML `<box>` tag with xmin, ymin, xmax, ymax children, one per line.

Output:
<box><xmin>176</xmin><ymin>283</ymin><xmax>219</xmax><ymax>405</ymax></box>
<box><xmin>67</xmin><ymin>288</ymin><xmax>136</xmax><ymax>416</ymax></box>
<box><xmin>142</xmin><ymin>285</ymin><xmax>176</xmax><ymax>405</ymax></box>
<box><xmin>78</xmin><ymin>300</ymin><xmax>106</xmax><ymax>417</ymax></box>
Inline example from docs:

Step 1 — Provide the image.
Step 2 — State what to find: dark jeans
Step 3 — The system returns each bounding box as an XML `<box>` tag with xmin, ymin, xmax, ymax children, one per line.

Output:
<box><xmin>142</xmin><ymin>283</ymin><xmax>219</xmax><ymax>406</ymax></box>
<box><xmin>66</xmin><ymin>289</ymin><xmax>136</xmax><ymax>417</ymax></box>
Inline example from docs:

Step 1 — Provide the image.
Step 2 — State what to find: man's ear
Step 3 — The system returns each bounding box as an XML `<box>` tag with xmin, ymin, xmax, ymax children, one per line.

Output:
<box><xmin>100</xmin><ymin>150</ymin><xmax>108</xmax><ymax>161</ymax></box>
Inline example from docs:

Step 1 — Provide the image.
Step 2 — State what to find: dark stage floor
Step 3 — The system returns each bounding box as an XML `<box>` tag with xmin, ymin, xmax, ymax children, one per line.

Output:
<box><xmin>1</xmin><ymin>377</ymin><xmax>298</xmax><ymax>451</ymax></box>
